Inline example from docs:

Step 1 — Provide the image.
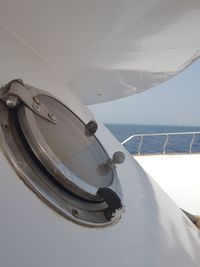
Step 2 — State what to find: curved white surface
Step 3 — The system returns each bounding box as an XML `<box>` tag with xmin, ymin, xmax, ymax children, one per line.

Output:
<box><xmin>135</xmin><ymin>154</ymin><xmax>200</xmax><ymax>215</ymax></box>
<box><xmin>0</xmin><ymin>1</ymin><xmax>200</xmax><ymax>266</ymax></box>
<box><xmin>0</xmin><ymin>0</ymin><xmax>200</xmax><ymax>103</ymax></box>
<box><xmin>0</xmin><ymin>87</ymin><xmax>200</xmax><ymax>266</ymax></box>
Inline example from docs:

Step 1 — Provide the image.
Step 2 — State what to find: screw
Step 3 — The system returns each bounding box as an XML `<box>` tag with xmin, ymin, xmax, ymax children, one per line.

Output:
<box><xmin>48</xmin><ymin>113</ymin><xmax>57</xmax><ymax>122</ymax></box>
<box><xmin>33</xmin><ymin>96</ymin><xmax>41</xmax><ymax>105</ymax></box>
<box><xmin>32</xmin><ymin>103</ymin><xmax>40</xmax><ymax>113</ymax></box>
<box><xmin>72</xmin><ymin>209</ymin><xmax>79</xmax><ymax>217</ymax></box>
<box><xmin>1</xmin><ymin>124</ymin><xmax>9</xmax><ymax>131</ymax></box>
<box><xmin>6</xmin><ymin>95</ymin><xmax>19</xmax><ymax>108</ymax></box>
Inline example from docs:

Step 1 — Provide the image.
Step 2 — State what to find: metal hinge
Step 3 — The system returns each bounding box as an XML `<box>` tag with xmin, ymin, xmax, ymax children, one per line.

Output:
<box><xmin>0</xmin><ymin>79</ymin><xmax>57</xmax><ymax>124</ymax></box>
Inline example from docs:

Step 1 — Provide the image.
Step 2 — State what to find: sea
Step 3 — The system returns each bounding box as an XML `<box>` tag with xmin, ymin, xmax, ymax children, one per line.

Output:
<box><xmin>105</xmin><ymin>124</ymin><xmax>200</xmax><ymax>155</ymax></box>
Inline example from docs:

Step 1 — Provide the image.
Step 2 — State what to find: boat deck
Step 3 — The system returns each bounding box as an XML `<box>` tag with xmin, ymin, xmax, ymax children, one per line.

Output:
<box><xmin>135</xmin><ymin>154</ymin><xmax>200</xmax><ymax>215</ymax></box>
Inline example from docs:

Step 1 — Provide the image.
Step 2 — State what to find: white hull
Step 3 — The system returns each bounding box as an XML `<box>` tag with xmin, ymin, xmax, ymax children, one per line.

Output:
<box><xmin>0</xmin><ymin>0</ymin><xmax>200</xmax><ymax>104</ymax></box>
<box><xmin>0</xmin><ymin>87</ymin><xmax>200</xmax><ymax>266</ymax></box>
<box><xmin>0</xmin><ymin>1</ymin><xmax>200</xmax><ymax>266</ymax></box>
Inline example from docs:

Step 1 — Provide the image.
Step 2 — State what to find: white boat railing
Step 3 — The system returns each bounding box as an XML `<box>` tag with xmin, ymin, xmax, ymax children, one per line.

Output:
<box><xmin>121</xmin><ymin>131</ymin><xmax>200</xmax><ymax>155</ymax></box>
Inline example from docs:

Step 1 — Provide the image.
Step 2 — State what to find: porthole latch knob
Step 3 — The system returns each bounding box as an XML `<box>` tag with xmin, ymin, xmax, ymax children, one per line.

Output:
<box><xmin>107</xmin><ymin>151</ymin><xmax>126</xmax><ymax>169</ymax></box>
<box><xmin>85</xmin><ymin>120</ymin><xmax>98</xmax><ymax>136</ymax></box>
<box><xmin>97</xmin><ymin>187</ymin><xmax>125</xmax><ymax>221</ymax></box>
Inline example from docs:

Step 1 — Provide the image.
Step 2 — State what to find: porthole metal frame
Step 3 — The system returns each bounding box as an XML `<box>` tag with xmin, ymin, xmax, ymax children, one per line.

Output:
<box><xmin>0</xmin><ymin>81</ymin><xmax>124</xmax><ymax>228</ymax></box>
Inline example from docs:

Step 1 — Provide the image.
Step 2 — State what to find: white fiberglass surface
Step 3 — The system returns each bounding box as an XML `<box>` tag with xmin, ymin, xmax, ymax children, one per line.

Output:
<box><xmin>0</xmin><ymin>1</ymin><xmax>200</xmax><ymax>265</ymax></box>
<box><xmin>0</xmin><ymin>80</ymin><xmax>199</xmax><ymax>265</ymax></box>
<box><xmin>136</xmin><ymin>154</ymin><xmax>200</xmax><ymax>215</ymax></box>
<box><xmin>0</xmin><ymin>1</ymin><xmax>200</xmax><ymax>103</ymax></box>
<box><xmin>0</xmin><ymin>122</ymin><xmax>200</xmax><ymax>267</ymax></box>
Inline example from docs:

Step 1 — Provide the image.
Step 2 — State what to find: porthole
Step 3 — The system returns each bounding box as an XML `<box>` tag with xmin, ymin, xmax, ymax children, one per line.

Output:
<box><xmin>0</xmin><ymin>80</ymin><xmax>125</xmax><ymax>227</ymax></box>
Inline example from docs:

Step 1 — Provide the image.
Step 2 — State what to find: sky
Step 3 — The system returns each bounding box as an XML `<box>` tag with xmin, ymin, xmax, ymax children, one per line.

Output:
<box><xmin>89</xmin><ymin>59</ymin><xmax>200</xmax><ymax>126</ymax></box>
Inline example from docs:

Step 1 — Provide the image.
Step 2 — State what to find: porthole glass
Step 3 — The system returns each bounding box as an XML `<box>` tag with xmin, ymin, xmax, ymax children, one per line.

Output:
<box><xmin>17</xmin><ymin>95</ymin><xmax>115</xmax><ymax>201</ymax></box>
